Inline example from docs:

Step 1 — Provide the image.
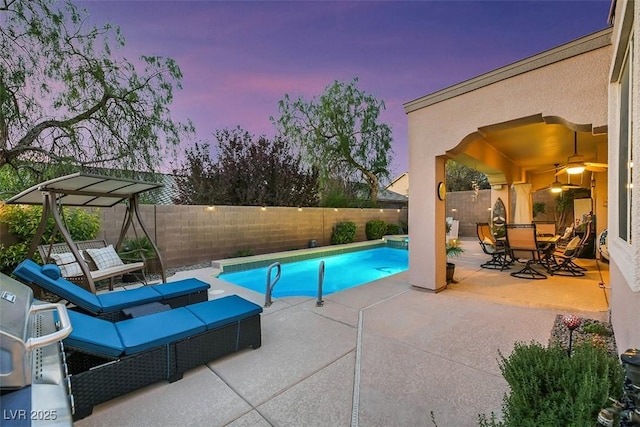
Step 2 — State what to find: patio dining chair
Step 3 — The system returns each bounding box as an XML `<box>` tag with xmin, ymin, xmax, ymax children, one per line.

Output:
<box><xmin>547</xmin><ymin>221</ymin><xmax>592</xmax><ymax>276</ymax></box>
<box><xmin>555</xmin><ymin>225</ymin><xmax>575</xmax><ymax>250</ymax></box>
<box><xmin>476</xmin><ymin>222</ymin><xmax>510</xmax><ymax>270</ymax></box>
<box><xmin>533</xmin><ymin>221</ymin><xmax>556</xmax><ymax>237</ymax></box>
<box><xmin>505</xmin><ymin>224</ymin><xmax>548</xmax><ymax>280</ymax></box>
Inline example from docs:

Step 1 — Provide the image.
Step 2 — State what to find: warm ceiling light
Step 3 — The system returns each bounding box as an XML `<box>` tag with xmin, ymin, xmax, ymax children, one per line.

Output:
<box><xmin>550</xmin><ymin>164</ymin><xmax>564</xmax><ymax>193</ymax></box>
<box><xmin>550</xmin><ymin>182</ymin><xmax>563</xmax><ymax>193</ymax></box>
<box><xmin>566</xmin><ymin>164</ymin><xmax>585</xmax><ymax>175</ymax></box>
<box><xmin>565</xmin><ymin>134</ymin><xmax>586</xmax><ymax>175</ymax></box>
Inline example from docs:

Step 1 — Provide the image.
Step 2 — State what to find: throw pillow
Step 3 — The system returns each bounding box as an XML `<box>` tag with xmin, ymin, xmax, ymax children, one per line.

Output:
<box><xmin>50</xmin><ymin>252</ymin><xmax>83</xmax><ymax>277</ymax></box>
<box><xmin>85</xmin><ymin>245</ymin><xmax>125</xmax><ymax>270</ymax></box>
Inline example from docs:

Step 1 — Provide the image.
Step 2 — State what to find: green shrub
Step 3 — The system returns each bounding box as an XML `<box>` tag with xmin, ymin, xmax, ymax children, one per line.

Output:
<box><xmin>0</xmin><ymin>205</ymin><xmax>100</xmax><ymax>243</ymax></box>
<box><xmin>385</xmin><ymin>223</ymin><xmax>403</xmax><ymax>234</ymax></box>
<box><xmin>0</xmin><ymin>204</ymin><xmax>100</xmax><ymax>274</ymax></box>
<box><xmin>480</xmin><ymin>341</ymin><xmax>624</xmax><ymax>427</ymax></box>
<box><xmin>120</xmin><ymin>236</ymin><xmax>157</xmax><ymax>260</ymax></box>
<box><xmin>0</xmin><ymin>243</ymin><xmax>29</xmax><ymax>275</ymax></box>
<box><xmin>366</xmin><ymin>220</ymin><xmax>387</xmax><ymax>240</ymax></box>
<box><xmin>331</xmin><ymin>221</ymin><xmax>356</xmax><ymax>245</ymax></box>
<box><xmin>583</xmin><ymin>321</ymin><xmax>613</xmax><ymax>337</ymax></box>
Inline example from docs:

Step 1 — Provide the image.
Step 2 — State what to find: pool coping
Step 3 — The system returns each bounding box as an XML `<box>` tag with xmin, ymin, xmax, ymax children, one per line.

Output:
<box><xmin>212</xmin><ymin>235</ymin><xmax>409</xmax><ymax>275</ymax></box>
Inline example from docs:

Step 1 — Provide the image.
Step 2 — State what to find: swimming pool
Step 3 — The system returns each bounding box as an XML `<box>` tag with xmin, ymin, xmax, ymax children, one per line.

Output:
<box><xmin>218</xmin><ymin>247</ymin><xmax>408</xmax><ymax>297</ymax></box>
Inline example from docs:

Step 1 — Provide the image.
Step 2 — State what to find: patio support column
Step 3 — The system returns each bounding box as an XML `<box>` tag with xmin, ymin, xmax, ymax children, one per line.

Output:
<box><xmin>408</xmin><ymin>154</ymin><xmax>447</xmax><ymax>292</ymax></box>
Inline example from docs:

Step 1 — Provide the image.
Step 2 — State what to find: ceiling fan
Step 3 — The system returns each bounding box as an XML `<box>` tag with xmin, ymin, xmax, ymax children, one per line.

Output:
<box><xmin>556</xmin><ymin>132</ymin><xmax>608</xmax><ymax>176</ymax></box>
<box><xmin>545</xmin><ymin>164</ymin><xmax>582</xmax><ymax>193</ymax></box>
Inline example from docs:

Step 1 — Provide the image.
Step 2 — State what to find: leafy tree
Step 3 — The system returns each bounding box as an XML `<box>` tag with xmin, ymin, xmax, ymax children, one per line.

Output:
<box><xmin>0</xmin><ymin>0</ymin><xmax>193</xmax><ymax>176</ymax></box>
<box><xmin>173</xmin><ymin>127</ymin><xmax>319</xmax><ymax>207</ymax></box>
<box><xmin>445</xmin><ymin>160</ymin><xmax>491</xmax><ymax>192</ymax></box>
<box><xmin>554</xmin><ymin>188</ymin><xmax>590</xmax><ymax>230</ymax></box>
<box><xmin>172</xmin><ymin>141</ymin><xmax>219</xmax><ymax>205</ymax></box>
<box><xmin>272</xmin><ymin>77</ymin><xmax>393</xmax><ymax>204</ymax></box>
<box><xmin>0</xmin><ymin>204</ymin><xmax>100</xmax><ymax>274</ymax></box>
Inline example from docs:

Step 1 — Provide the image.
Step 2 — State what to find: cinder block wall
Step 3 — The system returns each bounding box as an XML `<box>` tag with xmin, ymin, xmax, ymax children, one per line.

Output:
<box><xmin>445</xmin><ymin>190</ymin><xmax>492</xmax><ymax>237</ymax></box>
<box><xmin>445</xmin><ymin>189</ymin><xmax>562</xmax><ymax>237</ymax></box>
<box><xmin>96</xmin><ymin>205</ymin><xmax>408</xmax><ymax>268</ymax></box>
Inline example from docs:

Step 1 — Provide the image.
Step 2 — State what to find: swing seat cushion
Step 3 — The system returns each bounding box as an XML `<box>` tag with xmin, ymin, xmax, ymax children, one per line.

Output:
<box><xmin>89</xmin><ymin>262</ymin><xmax>145</xmax><ymax>283</ymax></box>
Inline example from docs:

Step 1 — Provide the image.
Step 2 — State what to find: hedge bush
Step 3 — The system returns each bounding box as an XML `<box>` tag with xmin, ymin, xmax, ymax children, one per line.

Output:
<box><xmin>385</xmin><ymin>223</ymin><xmax>403</xmax><ymax>235</ymax></box>
<box><xmin>0</xmin><ymin>204</ymin><xmax>100</xmax><ymax>274</ymax></box>
<box><xmin>478</xmin><ymin>341</ymin><xmax>624</xmax><ymax>426</ymax></box>
<box><xmin>366</xmin><ymin>220</ymin><xmax>387</xmax><ymax>240</ymax></box>
<box><xmin>330</xmin><ymin>221</ymin><xmax>356</xmax><ymax>245</ymax></box>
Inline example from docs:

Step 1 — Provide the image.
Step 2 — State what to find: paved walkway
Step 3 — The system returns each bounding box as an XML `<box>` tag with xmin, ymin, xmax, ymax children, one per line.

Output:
<box><xmin>76</xmin><ymin>245</ymin><xmax>609</xmax><ymax>427</ymax></box>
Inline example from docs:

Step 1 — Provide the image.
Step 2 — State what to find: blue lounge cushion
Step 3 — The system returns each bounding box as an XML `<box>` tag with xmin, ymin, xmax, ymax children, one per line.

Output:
<box><xmin>185</xmin><ymin>295</ymin><xmax>263</xmax><ymax>330</ymax></box>
<box><xmin>115</xmin><ymin>308</ymin><xmax>206</xmax><ymax>355</ymax></box>
<box><xmin>13</xmin><ymin>260</ymin><xmax>102</xmax><ymax>313</ymax></box>
<box><xmin>97</xmin><ymin>286</ymin><xmax>161</xmax><ymax>311</ymax></box>
<box><xmin>13</xmin><ymin>260</ymin><xmax>208</xmax><ymax>314</ymax></box>
<box><xmin>150</xmin><ymin>278</ymin><xmax>209</xmax><ymax>299</ymax></box>
<box><xmin>63</xmin><ymin>310</ymin><xmax>124</xmax><ymax>357</ymax></box>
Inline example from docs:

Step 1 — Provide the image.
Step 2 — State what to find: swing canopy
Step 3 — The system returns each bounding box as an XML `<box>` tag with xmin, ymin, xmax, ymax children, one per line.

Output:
<box><xmin>6</xmin><ymin>172</ymin><xmax>163</xmax><ymax>207</ymax></box>
<box><xmin>6</xmin><ymin>173</ymin><xmax>166</xmax><ymax>294</ymax></box>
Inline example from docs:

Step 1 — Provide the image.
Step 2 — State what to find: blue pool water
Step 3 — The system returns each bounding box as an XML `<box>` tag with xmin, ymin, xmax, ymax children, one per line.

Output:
<box><xmin>219</xmin><ymin>247</ymin><xmax>408</xmax><ymax>297</ymax></box>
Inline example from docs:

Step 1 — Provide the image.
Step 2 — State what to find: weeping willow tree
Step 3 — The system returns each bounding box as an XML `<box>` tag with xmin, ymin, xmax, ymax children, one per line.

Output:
<box><xmin>272</xmin><ymin>77</ymin><xmax>393</xmax><ymax>205</ymax></box>
<box><xmin>0</xmin><ymin>0</ymin><xmax>193</xmax><ymax>179</ymax></box>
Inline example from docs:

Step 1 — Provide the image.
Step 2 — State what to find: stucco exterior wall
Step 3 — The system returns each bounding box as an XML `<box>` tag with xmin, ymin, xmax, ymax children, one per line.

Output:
<box><xmin>607</xmin><ymin>0</ymin><xmax>640</xmax><ymax>353</ymax></box>
<box><xmin>406</xmin><ymin>38</ymin><xmax>611</xmax><ymax>291</ymax></box>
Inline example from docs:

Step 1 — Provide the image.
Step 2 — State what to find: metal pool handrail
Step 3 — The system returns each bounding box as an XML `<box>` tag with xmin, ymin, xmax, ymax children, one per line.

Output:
<box><xmin>316</xmin><ymin>260</ymin><xmax>325</xmax><ymax>307</ymax></box>
<box><xmin>264</xmin><ymin>262</ymin><xmax>281</xmax><ymax>307</ymax></box>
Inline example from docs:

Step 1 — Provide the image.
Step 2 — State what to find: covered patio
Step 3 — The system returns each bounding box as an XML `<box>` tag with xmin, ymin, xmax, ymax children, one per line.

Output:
<box><xmin>448</xmin><ymin>237</ymin><xmax>610</xmax><ymax>313</ymax></box>
<box><xmin>404</xmin><ymin>27</ymin><xmax>612</xmax><ymax>297</ymax></box>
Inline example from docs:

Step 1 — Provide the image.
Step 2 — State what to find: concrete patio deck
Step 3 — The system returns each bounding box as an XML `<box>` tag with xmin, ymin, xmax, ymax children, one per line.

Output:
<box><xmin>75</xmin><ymin>239</ymin><xmax>610</xmax><ymax>427</ymax></box>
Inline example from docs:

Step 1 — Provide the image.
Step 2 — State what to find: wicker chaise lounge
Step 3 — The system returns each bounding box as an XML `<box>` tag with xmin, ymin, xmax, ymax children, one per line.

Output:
<box><xmin>62</xmin><ymin>295</ymin><xmax>263</xmax><ymax>420</ymax></box>
<box><xmin>13</xmin><ymin>260</ymin><xmax>209</xmax><ymax>321</ymax></box>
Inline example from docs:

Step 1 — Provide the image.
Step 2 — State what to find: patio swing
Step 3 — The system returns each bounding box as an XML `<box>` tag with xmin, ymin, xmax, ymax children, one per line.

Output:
<box><xmin>6</xmin><ymin>173</ymin><xmax>167</xmax><ymax>294</ymax></box>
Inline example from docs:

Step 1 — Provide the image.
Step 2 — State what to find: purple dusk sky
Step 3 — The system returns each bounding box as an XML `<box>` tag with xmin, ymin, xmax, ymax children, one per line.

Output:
<box><xmin>78</xmin><ymin>0</ymin><xmax>611</xmax><ymax>181</ymax></box>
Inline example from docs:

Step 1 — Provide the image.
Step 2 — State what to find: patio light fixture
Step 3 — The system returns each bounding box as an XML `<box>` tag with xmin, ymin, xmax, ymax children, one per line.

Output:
<box><xmin>550</xmin><ymin>181</ymin><xmax>564</xmax><ymax>193</ymax></box>
<box><xmin>565</xmin><ymin>161</ymin><xmax>586</xmax><ymax>175</ymax></box>
<box><xmin>564</xmin><ymin>132</ymin><xmax>586</xmax><ymax>174</ymax></box>
<box><xmin>549</xmin><ymin>164</ymin><xmax>565</xmax><ymax>193</ymax></box>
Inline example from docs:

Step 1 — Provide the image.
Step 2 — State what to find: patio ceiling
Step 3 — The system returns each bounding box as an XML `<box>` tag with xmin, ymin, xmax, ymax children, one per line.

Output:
<box><xmin>447</xmin><ymin>114</ymin><xmax>608</xmax><ymax>187</ymax></box>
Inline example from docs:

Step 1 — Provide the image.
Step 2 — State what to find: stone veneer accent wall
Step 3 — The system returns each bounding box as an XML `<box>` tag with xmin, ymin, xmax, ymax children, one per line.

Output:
<box><xmin>94</xmin><ymin>205</ymin><xmax>407</xmax><ymax>268</ymax></box>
